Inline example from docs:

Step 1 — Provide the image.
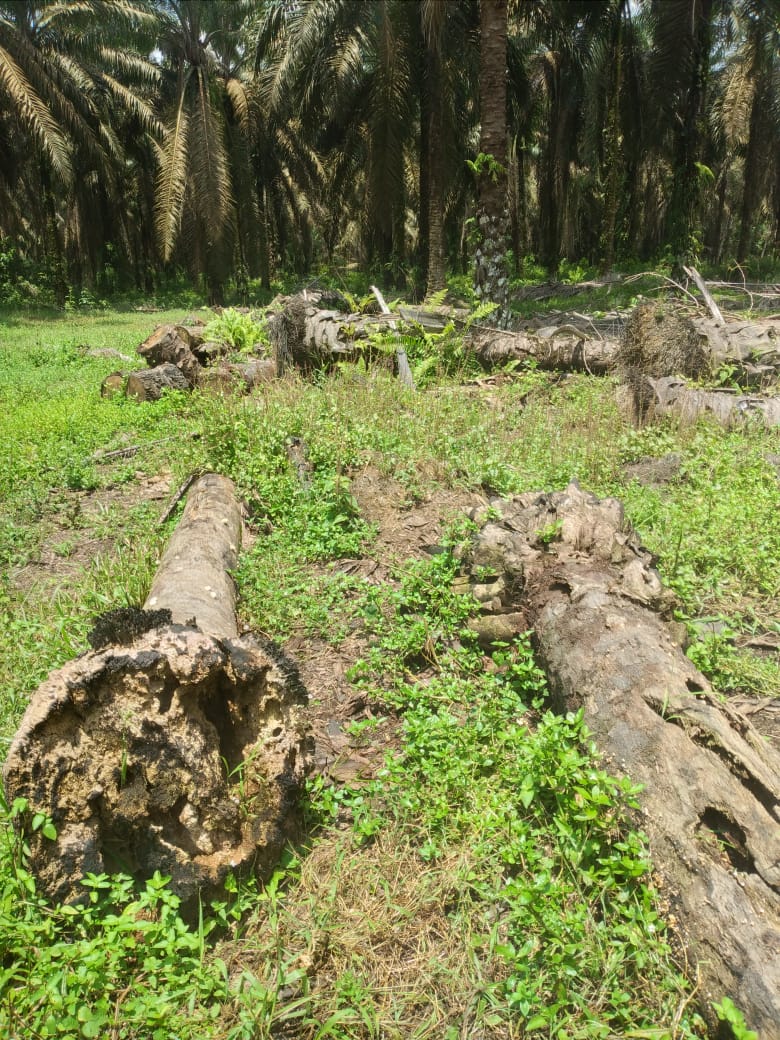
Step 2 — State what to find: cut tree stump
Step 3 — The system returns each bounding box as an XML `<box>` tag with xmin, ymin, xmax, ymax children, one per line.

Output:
<box><xmin>267</xmin><ymin>293</ymin><xmax>397</xmax><ymax>375</ymax></box>
<box><xmin>126</xmin><ymin>363</ymin><xmax>190</xmax><ymax>401</ymax></box>
<box><xmin>100</xmin><ymin>370</ymin><xmax>126</xmax><ymax>398</ymax></box>
<box><xmin>3</xmin><ymin>473</ymin><xmax>313</xmax><ymax>910</ymax></box>
<box><xmin>137</xmin><ymin>324</ymin><xmax>201</xmax><ymax>386</ymax></box>
<box><xmin>462</xmin><ymin>483</ymin><xmax>780</xmax><ymax>1038</ymax></box>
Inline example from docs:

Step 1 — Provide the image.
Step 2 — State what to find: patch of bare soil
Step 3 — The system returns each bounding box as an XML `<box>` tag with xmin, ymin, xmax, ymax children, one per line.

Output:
<box><xmin>278</xmin><ymin>466</ymin><xmax>485</xmax><ymax>795</ymax></box>
<box><xmin>9</xmin><ymin>470</ymin><xmax>173</xmax><ymax>596</ymax></box>
<box><xmin>350</xmin><ymin>463</ymin><xmax>485</xmax><ymax>566</ymax></box>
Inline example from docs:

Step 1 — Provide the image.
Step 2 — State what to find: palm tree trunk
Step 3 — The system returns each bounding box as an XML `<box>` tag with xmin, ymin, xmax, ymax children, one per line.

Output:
<box><xmin>425</xmin><ymin>44</ymin><xmax>446</xmax><ymax>296</ymax></box>
<box><xmin>666</xmin><ymin>0</ymin><xmax>714</xmax><ymax>270</ymax></box>
<box><xmin>737</xmin><ymin>89</ymin><xmax>763</xmax><ymax>263</ymax></box>
<box><xmin>473</xmin><ymin>0</ymin><xmax>510</xmax><ymax>326</ymax></box>
<box><xmin>601</xmin><ymin>13</ymin><xmax>624</xmax><ymax>273</ymax></box>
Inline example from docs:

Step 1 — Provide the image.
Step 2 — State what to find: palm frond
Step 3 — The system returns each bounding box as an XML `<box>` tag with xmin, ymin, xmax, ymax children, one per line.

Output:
<box><xmin>0</xmin><ymin>43</ymin><xmax>72</xmax><ymax>182</ymax></box>
<box><xmin>155</xmin><ymin>83</ymin><xmax>191</xmax><ymax>260</ymax></box>
<box><xmin>224</xmin><ymin>74</ymin><xmax>249</xmax><ymax>131</ymax></box>
<box><xmin>97</xmin><ymin>72</ymin><xmax>164</xmax><ymax>136</ymax></box>
<box><xmin>190</xmin><ymin>66</ymin><xmax>233</xmax><ymax>247</ymax></box>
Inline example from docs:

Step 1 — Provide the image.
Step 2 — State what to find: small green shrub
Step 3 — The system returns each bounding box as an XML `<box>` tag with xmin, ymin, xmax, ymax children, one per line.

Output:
<box><xmin>203</xmin><ymin>308</ymin><xmax>268</xmax><ymax>353</ymax></box>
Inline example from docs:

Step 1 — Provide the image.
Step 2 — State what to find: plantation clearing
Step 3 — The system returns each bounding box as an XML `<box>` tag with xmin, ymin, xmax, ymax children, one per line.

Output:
<box><xmin>0</xmin><ymin>297</ymin><xmax>779</xmax><ymax>1040</ymax></box>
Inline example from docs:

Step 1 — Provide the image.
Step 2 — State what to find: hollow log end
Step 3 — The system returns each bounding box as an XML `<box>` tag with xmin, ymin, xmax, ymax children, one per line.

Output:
<box><xmin>2</xmin><ymin>627</ymin><xmax>313</xmax><ymax>913</ymax></box>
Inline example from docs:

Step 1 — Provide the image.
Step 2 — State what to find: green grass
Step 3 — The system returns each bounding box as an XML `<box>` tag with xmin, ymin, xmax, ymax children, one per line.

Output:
<box><xmin>0</xmin><ymin>301</ymin><xmax>777</xmax><ymax>1038</ymax></box>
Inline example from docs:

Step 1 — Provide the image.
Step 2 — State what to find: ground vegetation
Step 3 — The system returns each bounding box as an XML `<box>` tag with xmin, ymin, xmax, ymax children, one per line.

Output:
<box><xmin>0</xmin><ymin>285</ymin><xmax>778</xmax><ymax>1036</ymax></box>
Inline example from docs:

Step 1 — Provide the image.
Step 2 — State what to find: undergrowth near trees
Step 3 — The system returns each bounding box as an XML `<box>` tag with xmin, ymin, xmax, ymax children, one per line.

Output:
<box><xmin>0</xmin><ymin>303</ymin><xmax>777</xmax><ymax>1037</ymax></box>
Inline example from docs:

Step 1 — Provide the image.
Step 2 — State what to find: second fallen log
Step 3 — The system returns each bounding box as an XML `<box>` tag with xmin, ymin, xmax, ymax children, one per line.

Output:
<box><xmin>126</xmin><ymin>363</ymin><xmax>190</xmax><ymax>401</ymax></box>
<box><xmin>462</xmin><ymin>484</ymin><xmax>780</xmax><ymax>1038</ymax></box>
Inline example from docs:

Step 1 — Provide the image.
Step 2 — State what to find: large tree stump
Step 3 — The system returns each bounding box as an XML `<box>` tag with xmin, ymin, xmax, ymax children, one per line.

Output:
<box><xmin>267</xmin><ymin>293</ymin><xmax>397</xmax><ymax>375</ymax></box>
<box><xmin>462</xmin><ymin>483</ymin><xmax>780</xmax><ymax>1037</ymax></box>
<box><xmin>138</xmin><ymin>324</ymin><xmax>201</xmax><ymax>386</ymax></box>
<box><xmin>3</xmin><ymin>474</ymin><xmax>313</xmax><ymax>909</ymax></box>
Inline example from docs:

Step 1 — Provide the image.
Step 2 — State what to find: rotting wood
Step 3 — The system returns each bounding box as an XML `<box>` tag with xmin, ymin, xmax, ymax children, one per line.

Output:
<box><xmin>126</xmin><ymin>363</ymin><xmax>190</xmax><ymax>401</ymax></box>
<box><xmin>2</xmin><ymin>473</ymin><xmax>313</xmax><ymax>910</ymax></box>
<box><xmin>634</xmin><ymin>375</ymin><xmax>780</xmax><ymax>428</ymax></box>
<box><xmin>468</xmin><ymin>324</ymin><xmax>619</xmax><ymax>374</ymax></box>
<box><xmin>100</xmin><ymin>370</ymin><xmax>126</xmax><ymax>398</ymax></box>
<box><xmin>267</xmin><ymin>292</ymin><xmax>397</xmax><ymax>375</ymax></box>
<box><xmin>618</xmin><ymin>300</ymin><xmax>780</xmax><ymax>386</ymax></box>
<box><xmin>137</xmin><ymin>324</ymin><xmax>201</xmax><ymax>386</ymax></box>
<box><xmin>285</xmin><ymin>437</ymin><xmax>313</xmax><ymax>489</ymax></box>
<box><xmin>461</xmin><ymin>483</ymin><xmax>780</xmax><ymax>1038</ymax></box>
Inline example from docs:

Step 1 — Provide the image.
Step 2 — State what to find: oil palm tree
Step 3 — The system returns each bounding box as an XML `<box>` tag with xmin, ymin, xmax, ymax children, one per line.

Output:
<box><xmin>153</xmin><ymin>0</ymin><xmax>257</xmax><ymax>303</ymax></box>
<box><xmin>715</xmin><ymin>0</ymin><xmax>780</xmax><ymax>261</ymax></box>
<box><xmin>0</xmin><ymin>0</ymin><xmax>159</xmax><ymax>298</ymax></box>
<box><xmin>473</xmin><ymin>0</ymin><xmax>511</xmax><ymax>322</ymax></box>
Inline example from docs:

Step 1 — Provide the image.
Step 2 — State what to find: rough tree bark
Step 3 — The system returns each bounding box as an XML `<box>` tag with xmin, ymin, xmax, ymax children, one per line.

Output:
<box><xmin>618</xmin><ymin>301</ymin><xmax>780</xmax><ymax>387</ymax></box>
<box><xmin>267</xmin><ymin>294</ymin><xmax>398</xmax><ymax>375</ymax></box>
<box><xmin>138</xmin><ymin>324</ymin><xmax>202</xmax><ymax>386</ymax></box>
<box><xmin>125</xmin><ymin>363</ymin><xmax>190</xmax><ymax>401</ymax></box>
<box><xmin>473</xmin><ymin>0</ymin><xmax>511</xmax><ymax>327</ymax></box>
<box><xmin>3</xmin><ymin>474</ymin><xmax>313</xmax><ymax>910</ymax></box>
<box><xmin>469</xmin><ymin>325</ymin><xmax>619</xmax><ymax>374</ymax></box>
<box><xmin>461</xmin><ymin>483</ymin><xmax>780</xmax><ymax>1038</ymax></box>
<box><xmin>629</xmin><ymin>375</ymin><xmax>780</xmax><ymax>429</ymax></box>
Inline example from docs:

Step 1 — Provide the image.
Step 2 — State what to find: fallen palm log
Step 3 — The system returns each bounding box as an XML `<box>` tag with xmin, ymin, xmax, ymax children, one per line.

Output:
<box><xmin>125</xmin><ymin>362</ymin><xmax>190</xmax><ymax>401</ymax></box>
<box><xmin>267</xmin><ymin>293</ymin><xmax>398</xmax><ymax>376</ymax></box>
<box><xmin>468</xmin><ymin>324</ymin><xmax>619</xmax><ymax>374</ymax></box>
<box><xmin>462</xmin><ymin>484</ymin><xmax>780</xmax><ymax>1038</ymax></box>
<box><xmin>3</xmin><ymin>473</ymin><xmax>312</xmax><ymax>909</ymax></box>
<box><xmin>196</xmin><ymin>359</ymin><xmax>276</xmax><ymax>395</ymax></box>
<box><xmin>618</xmin><ymin>300</ymin><xmax>780</xmax><ymax>388</ymax></box>
<box><xmin>630</xmin><ymin>375</ymin><xmax>780</xmax><ymax>428</ymax></box>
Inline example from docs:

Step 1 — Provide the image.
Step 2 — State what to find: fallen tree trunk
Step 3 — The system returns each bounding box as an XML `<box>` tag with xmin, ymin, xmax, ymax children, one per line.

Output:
<box><xmin>618</xmin><ymin>301</ymin><xmax>780</xmax><ymax>387</ymax></box>
<box><xmin>144</xmin><ymin>472</ymin><xmax>242</xmax><ymax>637</ymax></box>
<box><xmin>197</xmin><ymin>359</ymin><xmax>276</xmax><ymax>395</ymax></box>
<box><xmin>467</xmin><ymin>325</ymin><xmax>619</xmax><ymax>374</ymax></box>
<box><xmin>463</xmin><ymin>483</ymin><xmax>780</xmax><ymax>1038</ymax></box>
<box><xmin>267</xmin><ymin>293</ymin><xmax>398</xmax><ymax>375</ymax></box>
<box><xmin>3</xmin><ymin>473</ymin><xmax>312</xmax><ymax>910</ymax></box>
<box><xmin>126</xmin><ymin>363</ymin><xmax>190</xmax><ymax>401</ymax></box>
<box><xmin>631</xmin><ymin>375</ymin><xmax>780</xmax><ymax>428</ymax></box>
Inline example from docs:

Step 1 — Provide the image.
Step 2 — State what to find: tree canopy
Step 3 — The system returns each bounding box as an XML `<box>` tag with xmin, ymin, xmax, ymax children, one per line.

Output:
<box><xmin>0</xmin><ymin>0</ymin><xmax>778</xmax><ymax>305</ymax></box>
